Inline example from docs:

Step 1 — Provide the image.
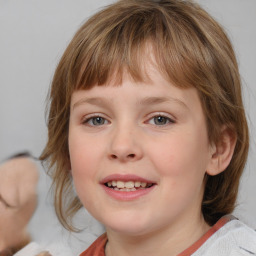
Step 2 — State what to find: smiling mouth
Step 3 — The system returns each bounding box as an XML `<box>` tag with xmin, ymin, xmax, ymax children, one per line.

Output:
<box><xmin>104</xmin><ymin>181</ymin><xmax>154</xmax><ymax>191</ymax></box>
<box><xmin>104</xmin><ymin>181</ymin><xmax>154</xmax><ymax>192</ymax></box>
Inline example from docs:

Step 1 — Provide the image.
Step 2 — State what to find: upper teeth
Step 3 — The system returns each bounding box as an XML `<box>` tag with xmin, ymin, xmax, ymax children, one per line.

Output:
<box><xmin>107</xmin><ymin>181</ymin><xmax>150</xmax><ymax>189</ymax></box>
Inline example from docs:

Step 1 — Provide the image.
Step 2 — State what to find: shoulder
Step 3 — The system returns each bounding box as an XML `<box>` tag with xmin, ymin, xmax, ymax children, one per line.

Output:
<box><xmin>194</xmin><ymin>217</ymin><xmax>256</xmax><ymax>256</ymax></box>
<box><xmin>80</xmin><ymin>233</ymin><xmax>107</xmax><ymax>256</ymax></box>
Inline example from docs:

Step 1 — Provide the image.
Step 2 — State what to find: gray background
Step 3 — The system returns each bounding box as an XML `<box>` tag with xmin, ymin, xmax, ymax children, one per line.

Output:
<box><xmin>0</xmin><ymin>0</ymin><xmax>255</xmax><ymax>254</ymax></box>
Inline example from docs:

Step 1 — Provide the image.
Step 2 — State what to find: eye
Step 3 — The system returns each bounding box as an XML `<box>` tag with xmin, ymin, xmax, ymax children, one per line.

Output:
<box><xmin>148</xmin><ymin>115</ymin><xmax>174</xmax><ymax>126</ymax></box>
<box><xmin>83</xmin><ymin>116</ymin><xmax>109</xmax><ymax>126</ymax></box>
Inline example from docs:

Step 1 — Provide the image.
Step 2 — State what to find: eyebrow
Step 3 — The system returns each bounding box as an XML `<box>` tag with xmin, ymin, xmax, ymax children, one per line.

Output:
<box><xmin>72</xmin><ymin>96</ymin><xmax>188</xmax><ymax>110</ymax></box>
<box><xmin>138</xmin><ymin>96</ymin><xmax>188</xmax><ymax>109</ymax></box>
<box><xmin>72</xmin><ymin>97</ymin><xmax>112</xmax><ymax>110</ymax></box>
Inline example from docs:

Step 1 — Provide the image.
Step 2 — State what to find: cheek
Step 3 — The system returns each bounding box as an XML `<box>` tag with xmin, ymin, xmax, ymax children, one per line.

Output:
<box><xmin>152</xmin><ymin>138</ymin><xmax>208</xmax><ymax>212</ymax></box>
<box><xmin>69</xmin><ymin>130</ymin><xmax>98</xmax><ymax>171</ymax></box>
<box><xmin>149</xmin><ymin>129</ymin><xmax>209</xmax><ymax>179</ymax></box>
<box><xmin>69</xmin><ymin>146</ymin><xmax>95</xmax><ymax>208</ymax></box>
<box><xmin>69</xmin><ymin>133</ymin><xmax>105</xmax><ymax>200</ymax></box>
<box><xmin>69</xmin><ymin>143</ymin><xmax>104</xmax><ymax>216</ymax></box>
<box><xmin>69</xmin><ymin>144</ymin><xmax>95</xmax><ymax>180</ymax></box>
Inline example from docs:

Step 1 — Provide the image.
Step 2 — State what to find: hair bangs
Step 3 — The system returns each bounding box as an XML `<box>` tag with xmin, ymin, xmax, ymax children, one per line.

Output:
<box><xmin>69</xmin><ymin>2</ymin><xmax>205</xmax><ymax>92</ymax></box>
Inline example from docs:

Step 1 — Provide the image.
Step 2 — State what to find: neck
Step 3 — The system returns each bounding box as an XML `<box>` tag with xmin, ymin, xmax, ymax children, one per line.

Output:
<box><xmin>105</xmin><ymin>214</ymin><xmax>210</xmax><ymax>256</ymax></box>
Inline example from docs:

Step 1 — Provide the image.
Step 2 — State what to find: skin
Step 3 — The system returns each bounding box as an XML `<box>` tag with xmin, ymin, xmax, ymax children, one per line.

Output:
<box><xmin>36</xmin><ymin>252</ymin><xmax>52</xmax><ymax>256</ymax></box>
<box><xmin>69</xmin><ymin>63</ymin><xmax>234</xmax><ymax>256</ymax></box>
<box><xmin>0</xmin><ymin>157</ymin><xmax>38</xmax><ymax>252</ymax></box>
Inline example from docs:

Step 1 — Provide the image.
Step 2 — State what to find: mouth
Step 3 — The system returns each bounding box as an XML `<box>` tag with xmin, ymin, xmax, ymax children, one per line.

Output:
<box><xmin>104</xmin><ymin>180</ymin><xmax>154</xmax><ymax>192</ymax></box>
<box><xmin>101</xmin><ymin>174</ymin><xmax>156</xmax><ymax>200</ymax></box>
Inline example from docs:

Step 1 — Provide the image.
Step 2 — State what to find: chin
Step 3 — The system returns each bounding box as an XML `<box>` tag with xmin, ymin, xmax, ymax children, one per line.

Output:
<box><xmin>104</xmin><ymin>217</ymin><xmax>152</xmax><ymax>236</ymax></box>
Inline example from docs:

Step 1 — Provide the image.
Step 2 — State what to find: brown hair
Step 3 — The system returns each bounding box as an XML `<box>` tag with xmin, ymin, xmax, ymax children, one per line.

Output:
<box><xmin>40</xmin><ymin>0</ymin><xmax>249</xmax><ymax>230</ymax></box>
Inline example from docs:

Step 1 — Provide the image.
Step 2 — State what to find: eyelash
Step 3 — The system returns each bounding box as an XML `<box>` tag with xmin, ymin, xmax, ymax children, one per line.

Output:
<box><xmin>147</xmin><ymin>114</ymin><xmax>175</xmax><ymax>126</ymax></box>
<box><xmin>82</xmin><ymin>114</ymin><xmax>175</xmax><ymax>128</ymax></box>
<box><xmin>82</xmin><ymin>114</ymin><xmax>110</xmax><ymax>127</ymax></box>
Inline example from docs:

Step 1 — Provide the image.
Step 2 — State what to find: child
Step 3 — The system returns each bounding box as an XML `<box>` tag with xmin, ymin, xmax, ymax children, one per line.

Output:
<box><xmin>41</xmin><ymin>0</ymin><xmax>256</xmax><ymax>255</ymax></box>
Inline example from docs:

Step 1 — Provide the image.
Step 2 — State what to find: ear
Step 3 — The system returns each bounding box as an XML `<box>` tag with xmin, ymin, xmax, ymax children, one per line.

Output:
<box><xmin>206</xmin><ymin>126</ymin><xmax>237</xmax><ymax>176</ymax></box>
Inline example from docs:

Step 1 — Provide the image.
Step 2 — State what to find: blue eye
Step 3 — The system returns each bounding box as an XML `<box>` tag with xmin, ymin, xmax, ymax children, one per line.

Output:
<box><xmin>84</xmin><ymin>116</ymin><xmax>108</xmax><ymax>126</ymax></box>
<box><xmin>149</xmin><ymin>115</ymin><xmax>174</xmax><ymax>126</ymax></box>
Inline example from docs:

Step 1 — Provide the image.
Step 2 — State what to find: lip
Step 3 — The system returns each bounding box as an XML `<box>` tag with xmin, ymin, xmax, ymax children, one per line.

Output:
<box><xmin>100</xmin><ymin>174</ymin><xmax>156</xmax><ymax>201</ymax></box>
<box><xmin>101</xmin><ymin>184</ymin><xmax>156</xmax><ymax>201</ymax></box>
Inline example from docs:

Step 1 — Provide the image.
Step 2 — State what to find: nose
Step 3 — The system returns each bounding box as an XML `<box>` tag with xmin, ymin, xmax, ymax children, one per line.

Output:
<box><xmin>108</xmin><ymin>125</ymin><xmax>143</xmax><ymax>162</ymax></box>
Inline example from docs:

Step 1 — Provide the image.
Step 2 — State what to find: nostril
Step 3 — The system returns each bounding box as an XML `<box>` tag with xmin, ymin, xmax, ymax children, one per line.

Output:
<box><xmin>110</xmin><ymin>153</ymin><xmax>135</xmax><ymax>159</ymax></box>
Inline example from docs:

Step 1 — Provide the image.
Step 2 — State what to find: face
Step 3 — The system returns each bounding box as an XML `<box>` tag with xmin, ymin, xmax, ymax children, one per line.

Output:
<box><xmin>69</xmin><ymin>66</ymin><xmax>215</xmax><ymax>237</ymax></box>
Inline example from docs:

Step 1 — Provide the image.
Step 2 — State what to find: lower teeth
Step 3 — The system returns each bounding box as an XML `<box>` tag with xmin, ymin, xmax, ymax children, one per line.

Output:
<box><xmin>113</xmin><ymin>187</ymin><xmax>137</xmax><ymax>191</ymax></box>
